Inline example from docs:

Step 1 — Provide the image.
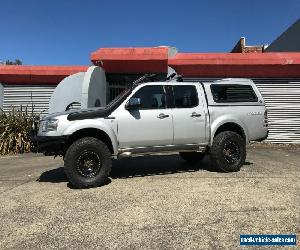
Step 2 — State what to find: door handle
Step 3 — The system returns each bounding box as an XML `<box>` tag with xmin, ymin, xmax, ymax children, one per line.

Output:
<box><xmin>191</xmin><ymin>112</ymin><xmax>202</xmax><ymax>117</ymax></box>
<box><xmin>157</xmin><ymin>113</ymin><xmax>169</xmax><ymax>119</ymax></box>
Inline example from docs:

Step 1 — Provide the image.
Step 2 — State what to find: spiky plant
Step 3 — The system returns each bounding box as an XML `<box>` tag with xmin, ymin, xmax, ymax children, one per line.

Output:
<box><xmin>0</xmin><ymin>106</ymin><xmax>39</xmax><ymax>155</ymax></box>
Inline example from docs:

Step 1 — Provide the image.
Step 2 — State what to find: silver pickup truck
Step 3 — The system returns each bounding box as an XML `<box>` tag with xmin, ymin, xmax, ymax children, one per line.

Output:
<box><xmin>33</xmin><ymin>78</ymin><xmax>268</xmax><ymax>188</ymax></box>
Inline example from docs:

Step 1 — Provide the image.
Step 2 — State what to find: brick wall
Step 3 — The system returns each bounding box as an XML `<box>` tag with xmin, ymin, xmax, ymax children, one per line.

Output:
<box><xmin>231</xmin><ymin>37</ymin><xmax>263</xmax><ymax>53</ymax></box>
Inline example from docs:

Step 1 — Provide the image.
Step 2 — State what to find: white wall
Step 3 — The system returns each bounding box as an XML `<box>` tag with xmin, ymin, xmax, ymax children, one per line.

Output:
<box><xmin>48</xmin><ymin>72</ymin><xmax>85</xmax><ymax>114</ymax></box>
<box><xmin>81</xmin><ymin>66</ymin><xmax>107</xmax><ymax>109</ymax></box>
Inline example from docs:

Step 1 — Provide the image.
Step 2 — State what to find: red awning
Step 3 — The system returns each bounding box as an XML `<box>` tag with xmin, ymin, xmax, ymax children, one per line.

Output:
<box><xmin>90</xmin><ymin>47</ymin><xmax>169</xmax><ymax>73</ymax></box>
<box><xmin>168</xmin><ymin>52</ymin><xmax>300</xmax><ymax>78</ymax></box>
<box><xmin>2</xmin><ymin>50</ymin><xmax>300</xmax><ymax>85</ymax></box>
<box><xmin>0</xmin><ymin>65</ymin><xmax>88</xmax><ymax>85</ymax></box>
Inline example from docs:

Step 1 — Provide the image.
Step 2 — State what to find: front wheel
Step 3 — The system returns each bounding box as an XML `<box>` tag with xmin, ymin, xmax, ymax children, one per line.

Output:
<box><xmin>210</xmin><ymin>131</ymin><xmax>246</xmax><ymax>172</ymax></box>
<box><xmin>64</xmin><ymin>137</ymin><xmax>112</xmax><ymax>188</ymax></box>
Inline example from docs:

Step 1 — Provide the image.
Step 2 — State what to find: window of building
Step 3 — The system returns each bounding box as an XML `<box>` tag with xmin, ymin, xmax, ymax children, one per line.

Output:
<box><xmin>211</xmin><ymin>84</ymin><xmax>258</xmax><ymax>102</ymax></box>
<box><xmin>173</xmin><ymin>85</ymin><xmax>199</xmax><ymax>108</ymax></box>
<box><xmin>132</xmin><ymin>85</ymin><xmax>166</xmax><ymax>109</ymax></box>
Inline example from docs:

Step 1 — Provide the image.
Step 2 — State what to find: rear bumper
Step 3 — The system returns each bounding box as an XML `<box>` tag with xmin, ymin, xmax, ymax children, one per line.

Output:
<box><xmin>254</xmin><ymin>130</ymin><xmax>269</xmax><ymax>142</ymax></box>
<box><xmin>31</xmin><ymin>135</ymin><xmax>69</xmax><ymax>156</ymax></box>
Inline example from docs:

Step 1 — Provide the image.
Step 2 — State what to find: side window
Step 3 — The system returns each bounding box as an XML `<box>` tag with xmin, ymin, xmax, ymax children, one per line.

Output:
<box><xmin>211</xmin><ymin>84</ymin><xmax>258</xmax><ymax>102</ymax></box>
<box><xmin>173</xmin><ymin>85</ymin><xmax>199</xmax><ymax>108</ymax></box>
<box><xmin>132</xmin><ymin>85</ymin><xmax>166</xmax><ymax>109</ymax></box>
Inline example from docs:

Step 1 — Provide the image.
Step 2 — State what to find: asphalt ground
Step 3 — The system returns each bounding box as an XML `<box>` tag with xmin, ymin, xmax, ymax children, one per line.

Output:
<box><xmin>0</xmin><ymin>146</ymin><xmax>299</xmax><ymax>249</ymax></box>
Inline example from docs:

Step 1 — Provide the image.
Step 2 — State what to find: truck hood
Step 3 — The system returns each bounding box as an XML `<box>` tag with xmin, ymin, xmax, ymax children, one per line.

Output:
<box><xmin>43</xmin><ymin>107</ymin><xmax>107</xmax><ymax>121</ymax></box>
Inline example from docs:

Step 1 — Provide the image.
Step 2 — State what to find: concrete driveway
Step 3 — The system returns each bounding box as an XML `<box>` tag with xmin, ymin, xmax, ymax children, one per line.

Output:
<box><xmin>0</xmin><ymin>146</ymin><xmax>299</xmax><ymax>249</ymax></box>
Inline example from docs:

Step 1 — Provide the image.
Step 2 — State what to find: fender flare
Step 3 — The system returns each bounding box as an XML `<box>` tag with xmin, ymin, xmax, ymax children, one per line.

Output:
<box><xmin>62</xmin><ymin>121</ymin><xmax>118</xmax><ymax>154</ymax></box>
<box><xmin>210</xmin><ymin>118</ymin><xmax>249</xmax><ymax>145</ymax></box>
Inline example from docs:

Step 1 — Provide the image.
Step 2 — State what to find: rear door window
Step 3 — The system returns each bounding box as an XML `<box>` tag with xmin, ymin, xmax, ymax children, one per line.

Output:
<box><xmin>173</xmin><ymin>85</ymin><xmax>199</xmax><ymax>108</ymax></box>
<box><xmin>210</xmin><ymin>84</ymin><xmax>258</xmax><ymax>102</ymax></box>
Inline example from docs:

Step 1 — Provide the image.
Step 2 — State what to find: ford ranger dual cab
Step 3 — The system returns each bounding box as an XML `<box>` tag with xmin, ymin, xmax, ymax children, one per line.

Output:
<box><xmin>32</xmin><ymin>78</ymin><xmax>268</xmax><ymax>188</ymax></box>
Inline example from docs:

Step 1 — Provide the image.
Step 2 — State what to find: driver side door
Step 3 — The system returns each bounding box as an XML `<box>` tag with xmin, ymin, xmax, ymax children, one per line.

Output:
<box><xmin>117</xmin><ymin>85</ymin><xmax>173</xmax><ymax>149</ymax></box>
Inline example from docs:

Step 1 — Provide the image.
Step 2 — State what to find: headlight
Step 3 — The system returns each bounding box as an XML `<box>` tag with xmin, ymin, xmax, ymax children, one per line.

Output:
<box><xmin>40</xmin><ymin>119</ymin><xmax>58</xmax><ymax>132</ymax></box>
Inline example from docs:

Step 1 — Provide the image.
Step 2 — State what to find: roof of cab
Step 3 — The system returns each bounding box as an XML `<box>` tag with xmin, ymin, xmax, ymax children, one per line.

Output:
<box><xmin>138</xmin><ymin>78</ymin><xmax>255</xmax><ymax>87</ymax></box>
<box><xmin>204</xmin><ymin>78</ymin><xmax>255</xmax><ymax>85</ymax></box>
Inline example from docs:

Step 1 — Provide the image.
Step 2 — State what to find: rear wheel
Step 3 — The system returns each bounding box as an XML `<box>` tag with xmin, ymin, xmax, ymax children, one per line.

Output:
<box><xmin>179</xmin><ymin>152</ymin><xmax>205</xmax><ymax>163</ymax></box>
<box><xmin>64</xmin><ymin>137</ymin><xmax>112</xmax><ymax>188</ymax></box>
<box><xmin>210</xmin><ymin>131</ymin><xmax>246</xmax><ymax>172</ymax></box>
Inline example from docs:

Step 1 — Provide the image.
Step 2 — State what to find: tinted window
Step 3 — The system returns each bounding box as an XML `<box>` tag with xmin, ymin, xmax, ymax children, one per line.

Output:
<box><xmin>173</xmin><ymin>85</ymin><xmax>198</xmax><ymax>108</ymax></box>
<box><xmin>211</xmin><ymin>84</ymin><xmax>258</xmax><ymax>102</ymax></box>
<box><xmin>132</xmin><ymin>85</ymin><xmax>166</xmax><ymax>109</ymax></box>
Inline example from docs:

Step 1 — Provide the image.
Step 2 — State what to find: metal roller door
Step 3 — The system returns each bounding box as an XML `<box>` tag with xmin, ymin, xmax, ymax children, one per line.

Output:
<box><xmin>183</xmin><ymin>77</ymin><xmax>300</xmax><ymax>144</ymax></box>
<box><xmin>2</xmin><ymin>85</ymin><xmax>56</xmax><ymax>115</ymax></box>
<box><xmin>254</xmin><ymin>79</ymin><xmax>300</xmax><ymax>144</ymax></box>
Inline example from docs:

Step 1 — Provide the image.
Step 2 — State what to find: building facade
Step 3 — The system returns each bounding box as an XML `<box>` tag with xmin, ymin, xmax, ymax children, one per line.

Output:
<box><xmin>1</xmin><ymin>16</ymin><xmax>300</xmax><ymax>144</ymax></box>
<box><xmin>0</xmin><ymin>66</ymin><xmax>87</xmax><ymax>114</ymax></box>
<box><xmin>1</xmin><ymin>48</ymin><xmax>300</xmax><ymax>143</ymax></box>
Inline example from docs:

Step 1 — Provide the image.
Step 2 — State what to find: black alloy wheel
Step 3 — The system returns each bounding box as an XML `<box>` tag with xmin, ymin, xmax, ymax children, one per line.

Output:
<box><xmin>64</xmin><ymin>137</ymin><xmax>112</xmax><ymax>188</ymax></box>
<box><xmin>76</xmin><ymin>150</ymin><xmax>102</xmax><ymax>178</ymax></box>
<box><xmin>223</xmin><ymin>141</ymin><xmax>241</xmax><ymax>164</ymax></box>
<box><xmin>210</xmin><ymin>131</ymin><xmax>246</xmax><ymax>172</ymax></box>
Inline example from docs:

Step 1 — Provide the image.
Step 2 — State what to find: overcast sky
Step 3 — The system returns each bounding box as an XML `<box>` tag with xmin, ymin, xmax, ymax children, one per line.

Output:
<box><xmin>1</xmin><ymin>0</ymin><xmax>299</xmax><ymax>65</ymax></box>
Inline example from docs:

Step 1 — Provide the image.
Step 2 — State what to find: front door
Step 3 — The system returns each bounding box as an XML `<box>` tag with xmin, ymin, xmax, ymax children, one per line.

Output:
<box><xmin>117</xmin><ymin>85</ymin><xmax>173</xmax><ymax>149</ymax></box>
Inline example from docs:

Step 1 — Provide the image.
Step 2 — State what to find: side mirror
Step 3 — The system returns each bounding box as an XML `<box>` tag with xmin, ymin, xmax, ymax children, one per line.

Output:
<box><xmin>125</xmin><ymin>97</ymin><xmax>141</xmax><ymax>110</ymax></box>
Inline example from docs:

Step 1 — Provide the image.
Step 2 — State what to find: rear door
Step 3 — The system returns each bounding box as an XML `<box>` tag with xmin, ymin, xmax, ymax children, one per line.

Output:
<box><xmin>171</xmin><ymin>84</ymin><xmax>208</xmax><ymax>145</ymax></box>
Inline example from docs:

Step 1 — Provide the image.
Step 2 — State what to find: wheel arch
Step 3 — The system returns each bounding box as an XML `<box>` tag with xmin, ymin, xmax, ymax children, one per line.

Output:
<box><xmin>67</xmin><ymin>128</ymin><xmax>116</xmax><ymax>154</ymax></box>
<box><xmin>210</xmin><ymin>121</ymin><xmax>248</xmax><ymax>146</ymax></box>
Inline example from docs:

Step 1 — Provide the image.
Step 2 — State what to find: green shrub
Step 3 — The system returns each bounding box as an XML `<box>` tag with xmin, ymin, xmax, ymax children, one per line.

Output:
<box><xmin>0</xmin><ymin>106</ymin><xmax>39</xmax><ymax>155</ymax></box>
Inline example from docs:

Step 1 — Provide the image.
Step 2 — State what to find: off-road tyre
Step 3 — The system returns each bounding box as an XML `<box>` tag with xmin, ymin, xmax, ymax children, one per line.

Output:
<box><xmin>179</xmin><ymin>152</ymin><xmax>205</xmax><ymax>163</ymax></box>
<box><xmin>210</xmin><ymin>131</ymin><xmax>246</xmax><ymax>172</ymax></box>
<box><xmin>64</xmin><ymin>137</ymin><xmax>112</xmax><ymax>188</ymax></box>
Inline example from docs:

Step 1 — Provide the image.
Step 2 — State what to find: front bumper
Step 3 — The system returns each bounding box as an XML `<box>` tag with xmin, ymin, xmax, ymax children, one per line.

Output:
<box><xmin>31</xmin><ymin>135</ymin><xmax>69</xmax><ymax>156</ymax></box>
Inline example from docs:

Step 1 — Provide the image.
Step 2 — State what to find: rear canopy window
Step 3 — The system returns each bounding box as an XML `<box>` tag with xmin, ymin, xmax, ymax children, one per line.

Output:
<box><xmin>211</xmin><ymin>84</ymin><xmax>258</xmax><ymax>102</ymax></box>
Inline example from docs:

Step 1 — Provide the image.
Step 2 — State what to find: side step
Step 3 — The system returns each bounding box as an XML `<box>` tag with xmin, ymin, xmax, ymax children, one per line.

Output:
<box><xmin>118</xmin><ymin>144</ymin><xmax>207</xmax><ymax>158</ymax></box>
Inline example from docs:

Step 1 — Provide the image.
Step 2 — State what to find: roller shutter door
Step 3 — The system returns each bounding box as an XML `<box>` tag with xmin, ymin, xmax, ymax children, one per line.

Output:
<box><xmin>3</xmin><ymin>85</ymin><xmax>55</xmax><ymax>115</ymax></box>
<box><xmin>254</xmin><ymin>79</ymin><xmax>300</xmax><ymax>143</ymax></box>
